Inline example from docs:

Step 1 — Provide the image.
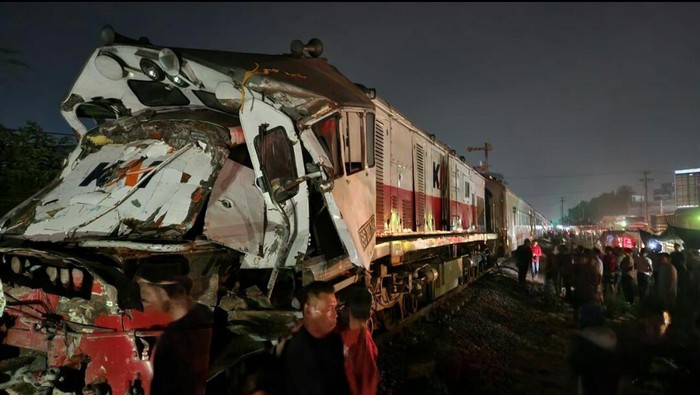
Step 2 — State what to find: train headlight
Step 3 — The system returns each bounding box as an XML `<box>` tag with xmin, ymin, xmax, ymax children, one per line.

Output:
<box><xmin>167</xmin><ymin>74</ymin><xmax>189</xmax><ymax>88</ymax></box>
<box><xmin>158</xmin><ymin>48</ymin><xmax>181</xmax><ymax>76</ymax></box>
<box><xmin>94</xmin><ymin>53</ymin><xmax>127</xmax><ymax>81</ymax></box>
<box><xmin>139</xmin><ymin>58</ymin><xmax>165</xmax><ymax>82</ymax></box>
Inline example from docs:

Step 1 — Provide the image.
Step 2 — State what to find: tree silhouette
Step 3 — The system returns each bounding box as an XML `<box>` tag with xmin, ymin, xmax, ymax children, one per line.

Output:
<box><xmin>564</xmin><ymin>185</ymin><xmax>636</xmax><ymax>224</ymax></box>
<box><xmin>0</xmin><ymin>122</ymin><xmax>72</xmax><ymax>215</ymax></box>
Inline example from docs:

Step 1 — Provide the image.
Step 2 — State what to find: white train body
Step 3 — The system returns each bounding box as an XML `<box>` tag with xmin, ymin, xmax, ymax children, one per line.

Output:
<box><xmin>0</xmin><ymin>30</ymin><xmax>549</xmax><ymax>394</ymax></box>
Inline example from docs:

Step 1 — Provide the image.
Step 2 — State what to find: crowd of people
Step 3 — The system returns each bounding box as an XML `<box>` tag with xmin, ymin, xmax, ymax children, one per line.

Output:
<box><xmin>136</xmin><ymin>232</ymin><xmax>700</xmax><ymax>395</ymax></box>
<box><xmin>515</xmin><ymin>232</ymin><xmax>700</xmax><ymax>395</ymax></box>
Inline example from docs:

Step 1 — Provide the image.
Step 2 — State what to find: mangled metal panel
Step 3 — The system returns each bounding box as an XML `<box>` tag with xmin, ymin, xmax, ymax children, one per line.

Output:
<box><xmin>0</xmin><ymin>111</ymin><xmax>231</xmax><ymax>242</ymax></box>
<box><xmin>205</xmin><ymin>159</ymin><xmax>264</xmax><ymax>255</ymax></box>
<box><xmin>236</xmin><ymin>96</ymin><xmax>310</xmax><ymax>269</ymax></box>
<box><xmin>59</xmin><ymin>42</ymin><xmax>373</xmax><ymax>139</ymax></box>
<box><xmin>171</xmin><ymin>48</ymin><xmax>374</xmax><ymax>122</ymax></box>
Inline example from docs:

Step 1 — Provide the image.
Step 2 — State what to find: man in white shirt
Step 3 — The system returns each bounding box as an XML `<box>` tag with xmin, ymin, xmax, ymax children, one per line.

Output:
<box><xmin>636</xmin><ymin>249</ymin><xmax>653</xmax><ymax>301</ymax></box>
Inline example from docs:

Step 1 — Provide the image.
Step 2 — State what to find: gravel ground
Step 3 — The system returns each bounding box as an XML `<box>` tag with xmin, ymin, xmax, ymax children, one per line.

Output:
<box><xmin>376</xmin><ymin>264</ymin><xmax>688</xmax><ymax>395</ymax></box>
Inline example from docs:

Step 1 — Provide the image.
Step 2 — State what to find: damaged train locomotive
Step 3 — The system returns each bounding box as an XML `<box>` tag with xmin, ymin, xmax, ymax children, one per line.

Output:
<box><xmin>0</xmin><ymin>27</ymin><xmax>549</xmax><ymax>394</ymax></box>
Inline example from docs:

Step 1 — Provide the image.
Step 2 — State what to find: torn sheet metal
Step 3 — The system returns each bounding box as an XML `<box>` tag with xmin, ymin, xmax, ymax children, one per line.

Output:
<box><xmin>59</xmin><ymin>41</ymin><xmax>372</xmax><ymax>138</ymax></box>
<box><xmin>0</xmin><ymin>279</ymin><xmax>5</xmax><ymax>317</ymax></box>
<box><xmin>0</xmin><ymin>246</ymin><xmax>226</xmax><ymax>395</ymax></box>
<box><xmin>0</xmin><ymin>113</ymin><xmax>231</xmax><ymax>243</ymax></box>
<box><xmin>299</xmin><ymin>128</ymin><xmax>371</xmax><ymax>270</ymax></box>
<box><xmin>204</xmin><ymin>159</ymin><xmax>264</xmax><ymax>255</ymax></box>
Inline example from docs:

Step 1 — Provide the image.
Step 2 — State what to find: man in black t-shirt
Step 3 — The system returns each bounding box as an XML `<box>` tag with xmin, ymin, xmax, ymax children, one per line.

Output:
<box><xmin>135</xmin><ymin>256</ymin><xmax>213</xmax><ymax>395</ymax></box>
<box><xmin>671</xmin><ymin>243</ymin><xmax>689</xmax><ymax>296</ymax></box>
<box><xmin>281</xmin><ymin>281</ymin><xmax>351</xmax><ymax>395</ymax></box>
<box><xmin>515</xmin><ymin>239</ymin><xmax>533</xmax><ymax>287</ymax></box>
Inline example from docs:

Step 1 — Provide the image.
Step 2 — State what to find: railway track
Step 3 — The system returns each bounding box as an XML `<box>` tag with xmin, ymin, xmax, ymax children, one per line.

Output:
<box><xmin>374</xmin><ymin>259</ymin><xmax>517</xmax><ymax>345</ymax></box>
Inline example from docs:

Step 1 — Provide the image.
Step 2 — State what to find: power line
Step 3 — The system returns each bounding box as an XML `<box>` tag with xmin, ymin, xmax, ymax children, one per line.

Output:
<box><xmin>507</xmin><ymin>170</ymin><xmax>672</xmax><ymax>180</ymax></box>
<box><xmin>508</xmin><ymin>171</ymin><xmax>637</xmax><ymax>180</ymax></box>
<box><xmin>520</xmin><ymin>190</ymin><xmax>586</xmax><ymax>197</ymax></box>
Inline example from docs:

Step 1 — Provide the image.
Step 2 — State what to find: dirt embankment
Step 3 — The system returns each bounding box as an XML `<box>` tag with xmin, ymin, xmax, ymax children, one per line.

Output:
<box><xmin>377</xmin><ymin>268</ymin><xmax>686</xmax><ymax>395</ymax></box>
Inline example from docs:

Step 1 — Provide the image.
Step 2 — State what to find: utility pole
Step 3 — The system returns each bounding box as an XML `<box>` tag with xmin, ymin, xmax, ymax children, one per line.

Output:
<box><xmin>560</xmin><ymin>197</ymin><xmax>565</xmax><ymax>225</ymax></box>
<box><xmin>640</xmin><ymin>171</ymin><xmax>653</xmax><ymax>226</ymax></box>
<box><xmin>467</xmin><ymin>142</ymin><xmax>493</xmax><ymax>174</ymax></box>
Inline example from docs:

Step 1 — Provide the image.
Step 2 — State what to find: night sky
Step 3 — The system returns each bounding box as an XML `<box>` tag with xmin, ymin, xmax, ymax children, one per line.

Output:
<box><xmin>2</xmin><ymin>3</ymin><xmax>699</xmax><ymax>221</ymax></box>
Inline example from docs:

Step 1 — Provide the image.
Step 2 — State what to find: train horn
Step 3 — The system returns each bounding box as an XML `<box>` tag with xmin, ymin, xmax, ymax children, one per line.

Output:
<box><xmin>100</xmin><ymin>25</ymin><xmax>151</xmax><ymax>46</ymax></box>
<box><xmin>290</xmin><ymin>38</ymin><xmax>324</xmax><ymax>58</ymax></box>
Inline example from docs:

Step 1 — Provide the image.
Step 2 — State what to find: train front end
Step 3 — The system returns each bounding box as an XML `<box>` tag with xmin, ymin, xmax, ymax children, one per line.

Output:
<box><xmin>0</xmin><ymin>29</ymin><xmax>375</xmax><ymax>394</ymax></box>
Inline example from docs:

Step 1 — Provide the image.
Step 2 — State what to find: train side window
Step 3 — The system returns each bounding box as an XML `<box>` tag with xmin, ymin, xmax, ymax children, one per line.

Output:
<box><xmin>311</xmin><ymin>114</ymin><xmax>343</xmax><ymax>178</ymax></box>
<box><xmin>366</xmin><ymin>112</ymin><xmax>375</xmax><ymax>168</ymax></box>
<box><xmin>465</xmin><ymin>181</ymin><xmax>470</xmax><ymax>200</ymax></box>
<box><xmin>344</xmin><ymin>112</ymin><xmax>364</xmax><ymax>176</ymax></box>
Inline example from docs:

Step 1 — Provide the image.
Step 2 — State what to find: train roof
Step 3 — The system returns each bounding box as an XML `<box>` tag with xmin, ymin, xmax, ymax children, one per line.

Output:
<box><xmin>174</xmin><ymin>47</ymin><xmax>374</xmax><ymax>112</ymax></box>
<box><xmin>61</xmin><ymin>29</ymin><xmax>373</xmax><ymax>135</ymax></box>
<box><xmin>372</xmin><ymin>97</ymin><xmax>484</xmax><ymax>179</ymax></box>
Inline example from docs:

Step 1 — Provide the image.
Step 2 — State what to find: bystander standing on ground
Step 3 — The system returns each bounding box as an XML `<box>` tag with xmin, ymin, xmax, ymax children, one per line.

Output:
<box><xmin>592</xmin><ymin>247</ymin><xmax>604</xmax><ymax>277</ymax></box>
<box><xmin>686</xmin><ymin>249</ymin><xmax>700</xmax><ymax>303</ymax></box>
<box><xmin>337</xmin><ymin>286</ymin><xmax>379</xmax><ymax>395</ymax></box>
<box><xmin>656</xmin><ymin>253</ymin><xmax>678</xmax><ymax>312</ymax></box>
<box><xmin>572</xmin><ymin>250</ymin><xmax>602</xmax><ymax>323</ymax></box>
<box><xmin>558</xmin><ymin>245</ymin><xmax>574</xmax><ymax>302</ymax></box>
<box><xmin>636</xmin><ymin>249</ymin><xmax>653</xmax><ymax>302</ymax></box>
<box><xmin>602</xmin><ymin>246</ymin><xmax>618</xmax><ymax>298</ymax></box>
<box><xmin>620</xmin><ymin>248</ymin><xmax>637</xmax><ymax>305</ymax></box>
<box><xmin>515</xmin><ymin>239</ymin><xmax>533</xmax><ymax>287</ymax></box>
<box><xmin>544</xmin><ymin>245</ymin><xmax>561</xmax><ymax>303</ymax></box>
<box><xmin>135</xmin><ymin>256</ymin><xmax>213</xmax><ymax>395</ymax></box>
<box><xmin>281</xmin><ymin>281</ymin><xmax>351</xmax><ymax>395</ymax></box>
<box><xmin>671</xmin><ymin>243</ymin><xmax>689</xmax><ymax>298</ymax></box>
<box><xmin>531</xmin><ymin>239</ymin><xmax>542</xmax><ymax>279</ymax></box>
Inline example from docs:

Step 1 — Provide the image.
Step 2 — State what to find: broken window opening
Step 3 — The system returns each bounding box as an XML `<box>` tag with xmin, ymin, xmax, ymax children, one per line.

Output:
<box><xmin>254</xmin><ymin>126</ymin><xmax>298</xmax><ymax>199</ymax></box>
<box><xmin>344</xmin><ymin>112</ymin><xmax>364</xmax><ymax>176</ymax></box>
<box><xmin>366</xmin><ymin>112</ymin><xmax>376</xmax><ymax>168</ymax></box>
<box><xmin>311</xmin><ymin>114</ymin><xmax>343</xmax><ymax>179</ymax></box>
<box><xmin>228</xmin><ymin>144</ymin><xmax>253</xmax><ymax>169</ymax></box>
<box><xmin>127</xmin><ymin>80</ymin><xmax>189</xmax><ymax>107</ymax></box>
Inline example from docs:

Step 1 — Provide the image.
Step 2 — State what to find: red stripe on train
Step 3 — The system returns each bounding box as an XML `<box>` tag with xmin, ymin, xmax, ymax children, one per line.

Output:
<box><xmin>377</xmin><ymin>184</ymin><xmax>478</xmax><ymax>232</ymax></box>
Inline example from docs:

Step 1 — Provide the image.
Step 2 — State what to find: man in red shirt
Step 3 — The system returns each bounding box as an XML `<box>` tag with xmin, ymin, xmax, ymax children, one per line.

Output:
<box><xmin>531</xmin><ymin>239</ymin><xmax>543</xmax><ymax>279</ymax></box>
<box><xmin>338</xmin><ymin>286</ymin><xmax>379</xmax><ymax>395</ymax></box>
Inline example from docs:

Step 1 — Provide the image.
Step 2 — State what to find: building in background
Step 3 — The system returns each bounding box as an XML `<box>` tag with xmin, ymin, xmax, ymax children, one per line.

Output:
<box><xmin>675</xmin><ymin>168</ymin><xmax>700</xmax><ymax>208</ymax></box>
